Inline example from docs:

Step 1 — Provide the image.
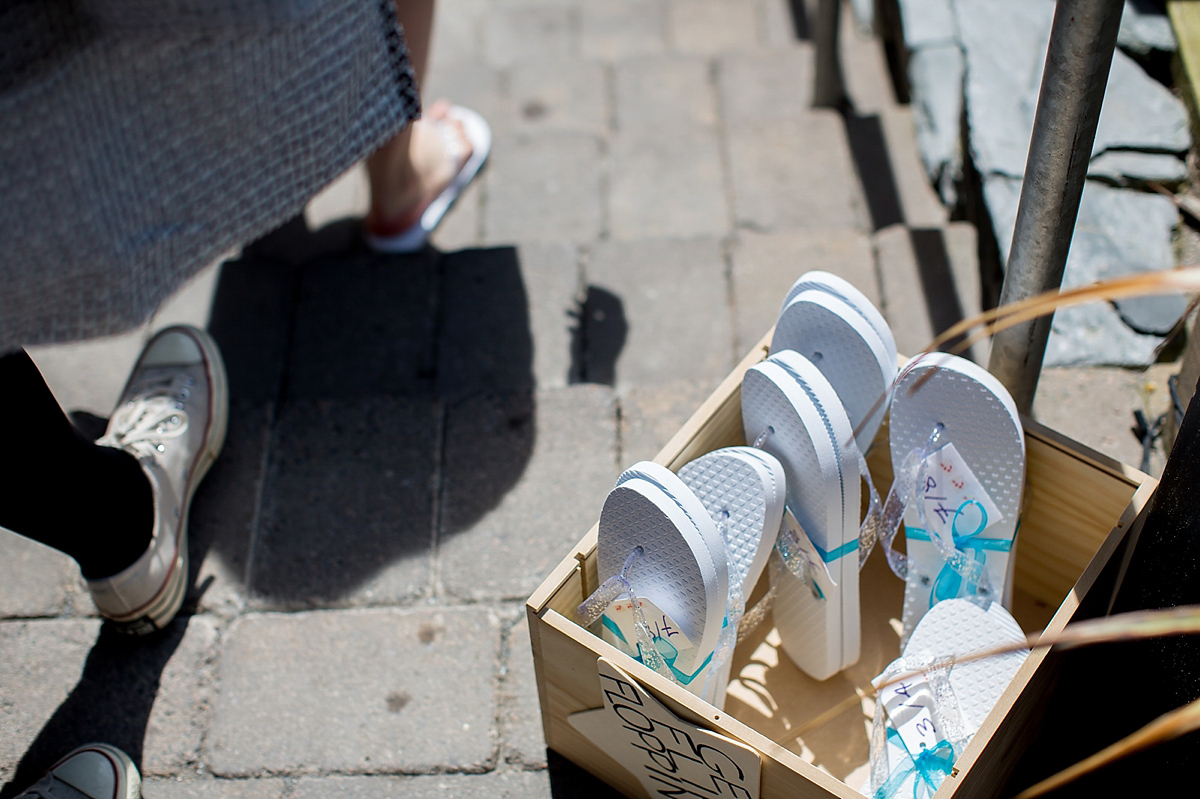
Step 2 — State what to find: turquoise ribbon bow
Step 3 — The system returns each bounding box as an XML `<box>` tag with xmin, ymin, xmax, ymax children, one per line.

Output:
<box><xmin>875</xmin><ymin>731</ymin><xmax>956</xmax><ymax>799</ymax></box>
<box><xmin>907</xmin><ymin>501</ymin><xmax>1015</xmax><ymax>607</ymax></box>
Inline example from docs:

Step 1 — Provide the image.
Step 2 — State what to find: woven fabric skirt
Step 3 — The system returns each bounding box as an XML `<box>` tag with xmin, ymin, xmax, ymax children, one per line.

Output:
<box><xmin>0</xmin><ymin>0</ymin><xmax>420</xmax><ymax>350</ymax></box>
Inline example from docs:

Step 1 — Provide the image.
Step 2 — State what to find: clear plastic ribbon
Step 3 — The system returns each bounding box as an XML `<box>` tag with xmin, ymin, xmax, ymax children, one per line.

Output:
<box><xmin>576</xmin><ymin>547</ymin><xmax>677</xmax><ymax>683</ymax></box>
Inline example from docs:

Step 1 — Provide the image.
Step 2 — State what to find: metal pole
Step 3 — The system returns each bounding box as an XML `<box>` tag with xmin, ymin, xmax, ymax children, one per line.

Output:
<box><xmin>813</xmin><ymin>0</ymin><xmax>844</xmax><ymax>108</ymax></box>
<box><xmin>987</xmin><ymin>0</ymin><xmax>1124</xmax><ymax>414</ymax></box>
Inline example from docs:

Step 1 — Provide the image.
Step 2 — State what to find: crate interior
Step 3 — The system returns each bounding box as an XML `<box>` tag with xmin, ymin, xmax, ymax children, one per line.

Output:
<box><xmin>535</xmin><ymin>344</ymin><xmax>1148</xmax><ymax>794</ymax></box>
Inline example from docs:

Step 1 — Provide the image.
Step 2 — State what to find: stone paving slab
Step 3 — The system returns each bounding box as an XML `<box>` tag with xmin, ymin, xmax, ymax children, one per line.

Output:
<box><xmin>290</xmin><ymin>769</ymin><xmax>551</xmax><ymax>798</ymax></box>
<box><xmin>618</xmin><ymin>380</ymin><xmax>721</xmax><ymax>465</ymax></box>
<box><xmin>717</xmin><ymin>48</ymin><xmax>815</xmax><ymax>128</ymax></box>
<box><xmin>587</xmin><ymin>237</ymin><xmax>735</xmax><ymax>390</ymax></box>
<box><xmin>206</xmin><ymin>607</ymin><xmax>501</xmax><ymax>776</ymax></box>
<box><xmin>483</xmin><ymin>134</ymin><xmax>604</xmax><ymax>245</ymax></box>
<box><xmin>514</xmin><ymin>242</ymin><xmax>583</xmax><ymax>392</ymax></box>
<box><xmin>608</xmin><ymin>127</ymin><xmax>731</xmax><ymax>240</ymax></box>
<box><xmin>730</xmin><ymin>228</ymin><xmax>879</xmax><ymax>356</ymax></box>
<box><xmin>727</xmin><ymin>113</ymin><xmax>869</xmax><ymax>232</ymax></box>
<box><xmin>438</xmin><ymin>386</ymin><xmax>617</xmax><ymax>602</ymax></box>
<box><xmin>250</xmin><ymin>398</ymin><xmax>439</xmax><ymax>609</ymax></box>
<box><xmin>581</xmin><ymin>1</ymin><xmax>669</xmax><ymax>61</ymax></box>
<box><xmin>144</xmin><ymin>777</ymin><xmax>289</xmax><ymax>799</ymax></box>
<box><xmin>483</xmin><ymin>5</ymin><xmax>576</xmax><ymax>68</ymax></box>
<box><xmin>614</xmin><ymin>55</ymin><xmax>717</xmax><ymax>133</ymax></box>
<box><xmin>510</xmin><ymin>61</ymin><xmax>610</xmax><ymax>136</ymax></box>
<box><xmin>668</xmin><ymin>0</ymin><xmax>762</xmax><ymax>54</ymax></box>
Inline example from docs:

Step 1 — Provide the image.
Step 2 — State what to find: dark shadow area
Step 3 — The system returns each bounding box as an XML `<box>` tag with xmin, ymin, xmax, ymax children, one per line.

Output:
<box><xmin>908</xmin><ymin>227</ymin><xmax>975</xmax><ymax>358</ymax></box>
<box><xmin>4</xmin><ymin>213</ymin><xmax>538</xmax><ymax>789</ymax></box>
<box><xmin>0</xmin><ymin>606</ymin><xmax>190</xmax><ymax>798</ymax></box>
<box><xmin>547</xmin><ymin>749</ymin><xmax>625</xmax><ymax>798</ymax></box>
<box><xmin>568</xmin><ymin>286</ymin><xmax>628</xmax><ymax>387</ymax></box>
<box><xmin>841</xmin><ymin>112</ymin><xmax>905</xmax><ymax>232</ymax></box>
<box><xmin>785</xmin><ymin>0</ymin><xmax>812</xmax><ymax>41</ymax></box>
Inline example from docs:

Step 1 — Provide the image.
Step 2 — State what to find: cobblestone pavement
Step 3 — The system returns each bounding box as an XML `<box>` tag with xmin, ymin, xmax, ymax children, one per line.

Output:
<box><xmin>0</xmin><ymin>1</ymin><xmax>1173</xmax><ymax>796</ymax></box>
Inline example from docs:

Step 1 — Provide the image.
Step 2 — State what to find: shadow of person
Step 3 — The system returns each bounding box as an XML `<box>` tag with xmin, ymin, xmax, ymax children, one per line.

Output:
<box><xmin>3</xmin><ymin>212</ymin><xmax>538</xmax><ymax>789</ymax></box>
<box><xmin>0</xmin><ymin>622</ymin><xmax>188</xmax><ymax>799</ymax></box>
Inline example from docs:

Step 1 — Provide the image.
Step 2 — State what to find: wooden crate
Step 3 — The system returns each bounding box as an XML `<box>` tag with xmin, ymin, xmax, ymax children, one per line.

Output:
<box><xmin>526</xmin><ymin>333</ymin><xmax>1158</xmax><ymax>798</ymax></box>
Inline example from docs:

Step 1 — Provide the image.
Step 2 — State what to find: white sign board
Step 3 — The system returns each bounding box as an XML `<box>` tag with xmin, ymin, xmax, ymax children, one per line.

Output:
<box><xmin>569</xmin><ymin>657</ymin><xmax>761</xmax><ymax>799</ymax></box>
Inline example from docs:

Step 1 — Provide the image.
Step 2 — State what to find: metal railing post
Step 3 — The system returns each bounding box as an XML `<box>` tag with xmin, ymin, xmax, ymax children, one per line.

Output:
<box><xmin>987</xmin><ymin>0</ymin><xmax>1125</xmax><ymax>413</ymax></box>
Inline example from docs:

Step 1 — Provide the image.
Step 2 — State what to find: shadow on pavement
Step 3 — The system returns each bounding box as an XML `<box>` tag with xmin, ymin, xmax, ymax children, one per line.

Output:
<box><xmin>2</xmin><ymin>214</ymin><xmax>538</xmax><ymax>791</ymax></box>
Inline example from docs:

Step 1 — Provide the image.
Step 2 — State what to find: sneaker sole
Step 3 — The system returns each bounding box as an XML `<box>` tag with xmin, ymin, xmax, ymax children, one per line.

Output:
<box><xmin>106</xmin><ymin>326</ymin><xmax>229</xmax><ymax>635</ymax></box>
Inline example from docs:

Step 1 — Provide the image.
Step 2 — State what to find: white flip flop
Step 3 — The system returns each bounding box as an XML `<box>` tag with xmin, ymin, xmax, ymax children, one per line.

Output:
<box><xmin>771</xmin><ymin>288</ymin><xmax>897</xmax><ymax>451</ymax></box>
<box><xmin>742</xmin><ymin>351</ymin><xmax>861</xmax><ymax>680</ymax></box>
<box><xmin>782</xmin><ymin>270</ymin><xmax>898</xmax><ymax>369</ymax></box>
<box><xmin>597</xmin><ymin>468</ymin><xmax>727</xmax><ymax>688</ymax></box>
<box><xmin>678</xmin><ymin>446</ymin><xmax>787</xmax><ymax>706</ymax></box>
<box><xmin>889</xmin><ymin>355</ymin><xmax>1025</xmax><ymax>635</ymax></box>
<box><xmin>869</xmin><ymin>597</ymin><xmax>1029</xmax><ymax>799</ymax></box>
<box><xmin>365</xmin><ymin>105</ymin><xmax>492</xmax><ymax>253</ymax></box>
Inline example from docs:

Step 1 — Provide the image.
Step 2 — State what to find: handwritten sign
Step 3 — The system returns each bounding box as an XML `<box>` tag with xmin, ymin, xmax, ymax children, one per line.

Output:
<box><xmin>600</xmin><ymin>597</ymin><xmax>715</xmax><ymax>688</ymax></box>
<box><xmin>879</xmin><ymin>676</ymin><xmax>940</xmax><ymax>757</ymax></box>
<box><xmin>919</xmin><ymin>442</ymin><xmax>1002</xmax><ymax>550</ymax></box>
<box><xmin>569</xmin><ymin>658</ymin><xmax>761</xmax><ymax>799</ymax></box>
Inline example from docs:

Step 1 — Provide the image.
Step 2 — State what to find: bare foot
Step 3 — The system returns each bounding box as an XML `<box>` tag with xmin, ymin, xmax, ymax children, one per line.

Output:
<box><xmin>365</xmin><ymin>100</ymin><xmax>473</xmax><ymax>237</ymax></box>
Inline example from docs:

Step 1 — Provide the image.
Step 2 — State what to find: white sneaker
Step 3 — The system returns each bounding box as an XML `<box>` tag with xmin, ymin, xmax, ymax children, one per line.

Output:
<box><xmin>16</xmin><ymin>743</ymin><xmax>141</xmax><ymax>799</ymax></box>
<box><xmin>88</xmin><ymin>325</ymin><xmax>228</xmax><ymax>634</ymax></box>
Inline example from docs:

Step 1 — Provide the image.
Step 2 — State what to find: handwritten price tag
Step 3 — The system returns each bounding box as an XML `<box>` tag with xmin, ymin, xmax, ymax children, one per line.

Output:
<box><xmin>919</xmin><ymin>442</ymin><xmax>1003</xmax><ymax>549</ymax></box>
<box><xmin>569</xmin><ymin>658</ymin><xmax>761</xmax><ymax>799</ymax></box>
<box><xmin>879</xmin><ymin>676</ymin><xmax>941</xmax><ymax>757</ymax></box>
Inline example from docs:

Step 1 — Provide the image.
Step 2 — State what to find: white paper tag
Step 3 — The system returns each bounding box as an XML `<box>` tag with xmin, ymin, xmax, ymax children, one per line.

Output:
<box><xmin>600</xmin><ymin>597</ymin><xmax>714</xmax><ymax>686</ymax></box>
<box><xmin>569</xmin><ymin>658</ymin><xmax>761</xmax><ymax>799</ymax></box>
<box><xmin>878</xmin><ymin>675</ymin><xmax>942</xmax><ymax>757</ymax></box>
<box><xmin>918</xmin><ymin>442</ymin><xmax>1003</xmax><ymax>549</ymax></box>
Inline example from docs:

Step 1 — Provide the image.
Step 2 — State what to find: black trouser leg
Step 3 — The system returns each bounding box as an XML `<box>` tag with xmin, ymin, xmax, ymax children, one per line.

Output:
<box><xmin>0</xmin><ymin>349</ymin><xmax>152</xmax><ymax>578</ymax></box>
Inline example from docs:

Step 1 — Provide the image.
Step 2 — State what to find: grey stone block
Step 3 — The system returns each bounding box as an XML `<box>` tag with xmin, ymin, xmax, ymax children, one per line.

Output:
<box><xmin>500</xmin><ymin>616</ymin><xmax>548</xmax><ymax>767</ymax></box>
<box><xmin>730</xmin><ymin>228</ymin><xmax>878</xmax><ymax>356</ymax></box>
<box><xmin>908</xmin><ymin>45</ymin><xmax>964</xmax><ymax>205</ymax></box>
<box><xmin>727</xmin><ymin>113</ymin><xmax>868</xmax><ymax>232</ymax></box>
<box><xmin>483</xmin><ymin>134</ymin><xmax>604</xmax><ymax>245</ymax></box>
<box><xmin>291</xmin><ymin>770</ymin><xmax>552</xmax><ymax>799</ymax></box>
<box><xmin>438</xmin><ymin>386</ymin><xmax>618</xmax><ymax>601</ymax></box>
<box><xmin>879</xmin><ymin>104</ymin><xmax>952</xmax><ymax>229</ymax></box>
<box><xmin>423</xmin><ymin>62</ymin><xmax>512</xmax><ymax>140</ymax></box>
<box><xmin>143</xmin><ymin>778</ymin><xmax>288</xmax><ymax>799</ymax></box>
<box><xmin>586</xmin><ymin>238</ymin><xmax>735</xmax><ymax>390</ymax></box>
<box><xmin>618</xmin><ymin>380</ymin><xmax>719</xmax><ymax>465</ymax></box>
<box><xmin>581</xmin><ymin>1</ymin><xmax>669</xmax><ymax>60</ymax></box>
<box><xmin>1087</xmin><ymin>151</ymin><xmax>1188</xmax><ymax>187</ymax></box>
<box><xmin>206</xmin><ymin>608</ymin><xmax>501</xmax><ymax>776</ymax></box>
<box><xmin>428</xmin><ymin>0</ymin><xmax>488</xmax><ymax>71</ymax></box>
<box><xmin>0</xmin><ymin>531</ymin><xmax>77</xmax><ymax>619</ymax></box>
<box><xmin>761</xmin><ymin>0</ymin><xmax>803</xmax><ymax>49</ymax></box>
<box><xmin>898</xmin><ymin>0</ymin><xmax>956</xmax><ymax>48</ymax></box>
<box><xmin>484</xmin><ymin>5</ymin><xmax>575</xmax><ymax>68</ymax></box>
<box><xmin>251</xmin><ymin>399</ymin><xmax>438</xmax><ymax>608</ymax></box>
<box><xmin>717</xmin><ymin>49</ymin><xmax>814</xmax><ymax>130</ymax></box>
<box><xmin>614</xmin><ymin>55</ymin><xmax>717</xmax><ymax>133</ymax></box>
<box><xmin>1118</xmin><ymin>0</ymin><xmax>1177</xmax><ymax>56</ymax></box>
<box><xmin>608</xmin><ymin>128</ymin><xmax>730</xmax><ymax>240</ymax></box>
<box><xmin>668</xmin><ymin>0</ymin><xmax>760</xmax><ymax>54</ymax></box>
<box><xmin>510</xmin><ymin>61</ymin><xmax>609</xmax><ymax>136</ymax></box>
<box><xmin>284</xmin><ymin>252</ymin><xmax>440</xmax><ymax>400</ymax></box>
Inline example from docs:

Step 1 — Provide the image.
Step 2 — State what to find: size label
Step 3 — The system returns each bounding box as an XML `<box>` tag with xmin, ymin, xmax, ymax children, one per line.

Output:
<box><xmin>569</xmin><ymin>658</ymin><xmax>761</xmax><ymax>799</ymax></box>
<box><xmin>918</xmin><ymin>442</ymin><xmax>1003</xmax><ymax>549</ymax></box>
<box><xmin>601</xmin><ymin>597</ymin><xmax>710</xmax><ymax>685</ymax></box>
<box><xmin>879</xmin><ymin>676</ymin><xmax>941</xmax><ymax>757</ymax></box>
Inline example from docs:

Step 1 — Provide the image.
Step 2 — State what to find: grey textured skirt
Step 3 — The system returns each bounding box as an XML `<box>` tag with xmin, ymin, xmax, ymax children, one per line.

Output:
<box><xmin>0</xmin><ymin>0</ymin><xmax>420</xmax><ymax>350</ymax></box>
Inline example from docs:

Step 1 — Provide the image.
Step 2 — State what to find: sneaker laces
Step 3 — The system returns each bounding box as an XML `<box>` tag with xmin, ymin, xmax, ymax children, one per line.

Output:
<box><xmin>98</xmin><ymin>370</ymin><xmax>194</xmax><ymax>461</ymax></box>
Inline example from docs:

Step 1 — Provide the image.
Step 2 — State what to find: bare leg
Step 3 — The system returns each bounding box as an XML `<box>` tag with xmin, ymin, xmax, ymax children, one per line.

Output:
<box><xmin>365</xmin><ymin>0</ymin><xmax>472</xmax><ymax>235</ymax></box>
